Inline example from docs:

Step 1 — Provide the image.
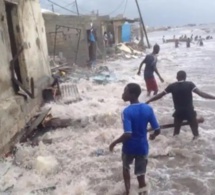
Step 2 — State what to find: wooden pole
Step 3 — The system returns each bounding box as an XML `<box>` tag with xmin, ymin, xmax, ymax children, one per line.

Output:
<box><xmin>75</xmin><ymin>0</ymin><xmax>80</xmax><ymax>16</ymax></box>
<box><xmin>51</xmin><ymin>4</ymin><xmax>54</xmax><ymax>12</ymax></box>
<box><xmin>135</xmin><ymin>0</ymin><xmax>150</xmax><ymax>48</ymax></box>
<box><xmin>147</xmin><ymin>117</ymin><xmax>204</xmax><ymax>132</ymax></box>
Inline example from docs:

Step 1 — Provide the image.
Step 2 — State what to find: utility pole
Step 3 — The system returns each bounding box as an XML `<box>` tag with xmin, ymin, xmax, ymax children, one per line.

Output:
<box><xmin>74</xmin><ymin>0</ymin><xmax>80</xmax><ymax>16</ymax></box>
<box><xmin>51</xmin><ymin>4</ymin><xmax>55</xmax><ymax>12</ymax></box>
<box><xmin>135</xmin><ymin>0</ymin><xmax>150</xmax><ymax>48</ymax></box>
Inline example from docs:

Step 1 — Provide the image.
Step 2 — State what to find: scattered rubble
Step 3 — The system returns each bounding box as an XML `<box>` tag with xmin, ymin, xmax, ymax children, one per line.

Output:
<box><xmin>91</xmin><ymin>66</ymin><xmax>117</xmax><ymax>84</ymax></box>
<box><xmin>31</xmin><ymin>186</ymin><xmax>56</xmax><ymax>194</ymax></box>
<box><xmin>35</xmin><ymin>156</ymin><xmax>59</xmax><ymax>175</ymax></box>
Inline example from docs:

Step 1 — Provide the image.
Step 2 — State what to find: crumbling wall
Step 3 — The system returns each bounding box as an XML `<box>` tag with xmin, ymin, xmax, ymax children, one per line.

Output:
<box><xmin>43</xmin><ymin>14</ymin><xmax>89</xmax><ymax>66</ymax></box>
<box><xmin>43</xmin><ymin>14</ymin><xmax>105</xmax><ymax>66</ymax></box>
<box><xmin>0</xmin><ymin>0</ymin><xmax>51</xmax><ymax>155</ymax></box>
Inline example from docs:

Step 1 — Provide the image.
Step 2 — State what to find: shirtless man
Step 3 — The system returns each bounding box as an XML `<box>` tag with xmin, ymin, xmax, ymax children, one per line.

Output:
<box><xmin>146</xmin><ymin>70</ymin><xmax>215</xmax><ymax>139</ymax></box>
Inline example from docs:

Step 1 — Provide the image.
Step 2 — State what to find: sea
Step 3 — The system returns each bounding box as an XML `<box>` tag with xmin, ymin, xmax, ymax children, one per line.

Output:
<box><xmin>1</xmin><ymin>24</ymin><xmax>215</xmax><ymax>195</ymax></box>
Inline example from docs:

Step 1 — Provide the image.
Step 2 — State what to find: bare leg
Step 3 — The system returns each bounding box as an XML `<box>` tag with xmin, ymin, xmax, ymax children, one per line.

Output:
<box><xmin>174</xmin><ymin>118</ymin><xmax>183</xmax><ymax>136</ymax></box>
<box><xmin>189</xmin><ymin>117</ymin><xmax>199</xmax><ymax>139</ymax></box>
<box><xmin>137</xmin><ymin>175</ymin><xmax>147</xmax><ymax>195</ymax></box>
<box><xmin>123</xmin><ymin>168</ymin><xmax>130</xmax><ymax>195</ymax></box>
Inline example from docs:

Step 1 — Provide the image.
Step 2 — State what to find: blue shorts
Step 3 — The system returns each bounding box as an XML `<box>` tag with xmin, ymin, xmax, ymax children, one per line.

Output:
<box><xmin>122</xmin><ymin>153</ymin><xmax>148</xmax><ymax>176</ymax></box>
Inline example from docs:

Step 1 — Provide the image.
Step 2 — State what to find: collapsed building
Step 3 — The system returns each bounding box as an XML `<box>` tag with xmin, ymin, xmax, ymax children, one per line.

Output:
<box><xmin>0</xmin><ymin>0</ymin><xmax>51</xmax><ymax>155</ymax></box>
<box><xmin>42</xmin><ymin>11</ymin><xmax>144</xmax><ymax>66</ymax></box>
<box><xmin>43</xmin><ymin>12</ymin><xmax>109</xmax><ymax>66</ymax></box>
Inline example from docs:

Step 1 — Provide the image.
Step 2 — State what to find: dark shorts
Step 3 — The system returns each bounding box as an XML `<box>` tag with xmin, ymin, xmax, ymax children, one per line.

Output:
<box><xmin>122</xmin><ymin>153</ymin><xmax>148</xmax><ymax>176</ymax></box>
<box><xmin>173</xmin><ymin>109</ymin><xmax>197</xmax><ymax>121</ymax></box>
<box><xmin>144</xmin><ymin>77</ymin><xmax>158</xmax><ymax>92</ymax></box>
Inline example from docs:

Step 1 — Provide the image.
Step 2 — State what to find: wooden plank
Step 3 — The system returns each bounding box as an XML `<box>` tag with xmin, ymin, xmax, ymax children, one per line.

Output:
<box><xmin>20</xmin><ymin>108</ymin><xmax>51</xmax><ymax>142</ymax></box>
<box><xmin>148</xmin><ymin>117</ymin><xmax>204</xmax><ymax>132</ymax></box>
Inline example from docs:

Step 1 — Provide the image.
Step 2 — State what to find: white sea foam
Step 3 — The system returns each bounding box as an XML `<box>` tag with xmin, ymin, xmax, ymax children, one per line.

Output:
<box><xmin>1</xmin><ymin>24</ymin><xmax>215</xmax><ymax>195</ymax></box>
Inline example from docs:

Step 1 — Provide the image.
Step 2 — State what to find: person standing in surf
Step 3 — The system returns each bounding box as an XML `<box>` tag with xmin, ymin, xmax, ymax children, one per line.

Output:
<box><xmin>146</xmin><ymin>70</ymin><xmax>215</xmax><ymax>140</ymax></box>
<box><xmin>109</xmin><ymin>83</ymin><xmax>160</xmax><ymax>195</ymax></box>
<box><xmin>137</xmin><ymin>44</ymin><xmax>164</xmax><ymax>97</ymax></box>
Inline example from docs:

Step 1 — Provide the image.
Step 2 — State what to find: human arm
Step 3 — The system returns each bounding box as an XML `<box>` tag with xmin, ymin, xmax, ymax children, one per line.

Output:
<box><xmin>146</xmin><ymin>84</ymin><xmax>173</xmax><ymax>104</ymax></box>
<box><xmin>148</xmin><ymin>107</ymin><xmax>161</xmax><ymax>140</ymax></box>
<box><xmin>109</xmin><ymin>110</ymin><xmax>132</xmax><ymax>152</ymax></box>
<box><xmin>109</xmin><ymin>133</ymin><xmax>131</xmax><ymax>152</ymax></box>
<box><xmin>137</xmin><ymin>57</ymin><xmax>146</xmax><ymax>75</ymax></box>
<box><xmin>146</xmin><ymin>91</ymin><xmax>166</xmax><ymax>104</ymax></box>
<box><xmin>154</xmin><ymin>67</ymin><xmax>164</xmax><ymax>82</ymax></box>
<box><xmin>193</xmin><ymin>88</ymin><xmax>215</xmax><ymax>99</ymax></box>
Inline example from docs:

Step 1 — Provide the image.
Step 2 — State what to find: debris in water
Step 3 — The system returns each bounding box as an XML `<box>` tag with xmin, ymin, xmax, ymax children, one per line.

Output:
<box><xmin>31</xmin><ymin>186</ymin><xmax>56</xmax><ymax>194</ymax></box>
<box><xmin>92</xmin><ymin>66</ymin><xmax>117</xmax><ymax>84</ymax></box>
<box><xmin>35</xmin><ymin>156</ymin><xmax>59</xmax><ymax>175</ymax></box>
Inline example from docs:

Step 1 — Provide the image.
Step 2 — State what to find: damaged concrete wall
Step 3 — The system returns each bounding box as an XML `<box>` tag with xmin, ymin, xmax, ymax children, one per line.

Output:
<box><xmin>43</xmin><ymin>14</ymin><xmax>105</xmax><ymax>66</ymax></box>
<box><xmin>0</xmin><ymin>0</ymin><xmax>51</xmax><ymax>155</ymax></box>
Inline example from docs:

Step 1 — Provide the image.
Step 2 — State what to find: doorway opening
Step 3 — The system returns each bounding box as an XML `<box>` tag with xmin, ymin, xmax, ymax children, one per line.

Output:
<box><xmin>5</xmin><ymin>2</ymin><xmax>22</xmax><ymax>92</ymax></box>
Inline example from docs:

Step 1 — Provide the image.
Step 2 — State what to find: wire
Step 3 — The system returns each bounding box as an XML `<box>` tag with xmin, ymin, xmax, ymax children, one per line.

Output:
<box><xmin>47</xmin><ymin>0</ymin><xmax>77</xmax><ymax>14</ymax></box>
<box><xmin>123</xmin><ymin>0</ymin><xmax>128</xmax><ymax>16</ymax></box>
<box><xmin>106</xmin><ymin>0</ymin><xmax>126</xmax><ymax>15</ymax></box>
<box><xmin>64</xmin><ymin>1</ymin><xmax>76</xmax><ymax>7</ymax></box>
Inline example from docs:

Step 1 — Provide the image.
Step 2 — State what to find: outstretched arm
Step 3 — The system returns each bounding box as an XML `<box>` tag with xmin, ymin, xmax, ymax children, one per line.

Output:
<box><xmin>193</xmin><ymin>88</ymin><xmax>215</xmax><ymax>99</ymax></box>
<box><xmin>146</xmin><ymin>91</ymin><xmax>166</xmax><ymax>104</ymax></box>
<box><xmin>148</xmin><ymin>107</ymin><xmax>161</xmax><ymax>140</ymax></box>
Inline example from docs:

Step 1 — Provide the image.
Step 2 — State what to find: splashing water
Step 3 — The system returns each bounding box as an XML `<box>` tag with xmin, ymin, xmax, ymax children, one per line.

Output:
<box><xmin>1</xmin><ymin>25</ymin><xmax>215</xmax><ymax>195</ymax></box>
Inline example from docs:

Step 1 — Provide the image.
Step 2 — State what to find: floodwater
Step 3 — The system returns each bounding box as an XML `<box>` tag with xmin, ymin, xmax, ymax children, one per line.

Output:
<box><xmin>1</xmin><ymin>25</ymin><xmax>215</xmax><ymax>195</ymax></box>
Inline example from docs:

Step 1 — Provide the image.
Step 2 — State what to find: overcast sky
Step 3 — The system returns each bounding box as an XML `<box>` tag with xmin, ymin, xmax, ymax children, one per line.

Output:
<box><xmin>40</xmin><ymin>0</ymin><xmax>215</xmax><ymax>26</ymax></box>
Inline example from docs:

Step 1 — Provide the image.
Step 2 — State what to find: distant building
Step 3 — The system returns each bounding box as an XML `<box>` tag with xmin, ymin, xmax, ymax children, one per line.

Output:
<box><xmin>43</xmin><ymin>13</ymin><xmax>109</xmax><ymax>66</ymax></box>
<box><xmin>103</xmin><ymin>18</ymin><xmax>140</xmax><ymax>44</ymax></box>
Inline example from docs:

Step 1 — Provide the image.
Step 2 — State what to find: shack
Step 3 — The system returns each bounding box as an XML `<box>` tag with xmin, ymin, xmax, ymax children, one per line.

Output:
<box><xmin>103</xmin><ymin>18</ymin><xmax>140</xmax><ymax>44</ymax></box>
<box><xmin>0</xmin><ymin>0</ymin><xmax>51</xmax><ymax>154</ymax></box>
<box><xmin>43</xmin><ymin>13</ymin><xmax>109</xmax><ymax>66</ymax></box>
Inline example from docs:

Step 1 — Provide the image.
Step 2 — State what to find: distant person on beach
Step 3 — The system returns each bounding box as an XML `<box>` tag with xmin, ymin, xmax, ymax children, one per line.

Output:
<box><xmin>175</xmin><ymin>39</ymin><xmax>179</xmax><ymax>48</ymax></box>
<box><xmin>109</xmin><ymin>83</ymin><xmax>160</xmax><ymax>195</ymax></box>
<box><xmin>186</xmin><ymin>38</ymin><xmax>191</xmax><ymax>48</ymax></box>
<box><xmin>137</xmin><ymin>44</ymin><xmax>164</xmax><ymax>97</ymax></box>
<box><xmin>162</xmin><ymin>36</ymin><xmax>166</xmax><ymax>43</ymax></box>
<box><xmin>146</xmin><ymin>71</ymin><xmax>215</xmax><ymax>139</ymax></box>
<box><xmin>199</xmin><ymin>38</ymin><xmax>204</xmax><ymax>46</ymax></box>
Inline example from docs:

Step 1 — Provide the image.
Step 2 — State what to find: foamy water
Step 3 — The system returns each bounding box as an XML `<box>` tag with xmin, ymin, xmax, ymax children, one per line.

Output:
<box><xmin>1</xmin><ymin>25</ymin><xmax>215</xmax><ymax>195</ymax></box>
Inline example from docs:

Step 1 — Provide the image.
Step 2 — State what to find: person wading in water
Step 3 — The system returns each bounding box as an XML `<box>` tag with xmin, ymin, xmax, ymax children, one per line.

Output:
<box><xmin>110</xmin><ymin>83</ymin><xmax>160</xmax><ymax>195</ymax></box>
<box><xmin>137</xmin><ymin>44</ymin><xmax>164</xmax><ymax>97</ymax></box>
<box><xmin>146</xmin><ymin>70</ymin><xmax>215</xmax><ymax>139</ymax></box>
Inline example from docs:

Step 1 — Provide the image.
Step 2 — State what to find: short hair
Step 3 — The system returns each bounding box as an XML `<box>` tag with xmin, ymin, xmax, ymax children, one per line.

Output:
<box><xmin>126</xmin><ymin>83</ymin><xmax>141</xmax><ymax>98</ymax></box>
<box><xmin>177</xmin><ymin>70</ymin><xmax>187</xmax><ymax>80</ymax></box>
<box><xmin>153</xmin><ymin>44</ymin><xmax>160</xmax><ymax>51</ymax></box>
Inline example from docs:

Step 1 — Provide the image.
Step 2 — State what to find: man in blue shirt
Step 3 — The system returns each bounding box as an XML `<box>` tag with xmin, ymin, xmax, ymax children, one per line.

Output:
<box><xmin>109</xmin><ymin>83</ymin><xmax>160</xmax><ymax>195</ymax></box>
<box><xmin>88</xmin><ymin>27</ymin><xmax>97</xmax><ymax>68</ymax></box>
